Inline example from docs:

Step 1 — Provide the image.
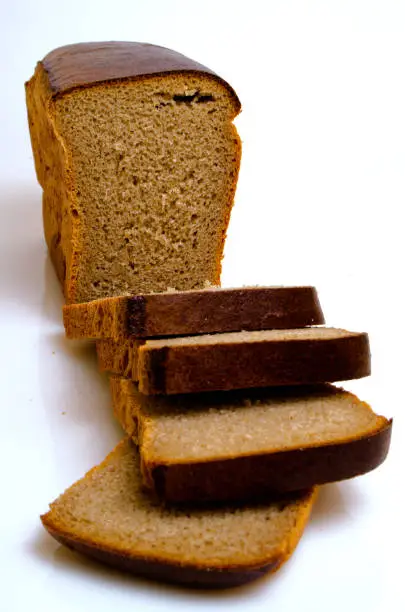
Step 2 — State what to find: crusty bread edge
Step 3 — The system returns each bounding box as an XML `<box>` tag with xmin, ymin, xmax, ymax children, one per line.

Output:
<box><xmin>97</xmin><ymin>339</ymin><xmax>142</xmax><ymax>380</ymax></box>
<box><xmin>137</xmin><ymin>332</ymin><xmax>371</xmax><ymax>395</ymax></box>
<box><xmin>25</xmin><ymin>64</ymin><xmax>82</xmax><ymax>301</ymax></box>
<box><xmin>126</xmin><ymin>285</ymin><xmax>325</xmax><ymax>338</ymax></box>
<box><xmin>62</xmin><ymin>286</ymin><xmax>325</xmax><ymax>340</ymax></box>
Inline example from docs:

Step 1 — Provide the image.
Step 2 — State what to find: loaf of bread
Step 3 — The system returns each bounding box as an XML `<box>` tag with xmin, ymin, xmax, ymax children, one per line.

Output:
<box><xmin>63</xmin><ymin>286</ymin><xmax>325</xmax><ymax>339</ymax></box>
<box><xmin>41</xmin><ymin>438</ymin><xmax>316</xmax><ymax>588</ymax></box>
<box><xmin>97</xmin><ymin>327</ymin><xmax>371</xmax><ymax>394</ymax></box>
<box><xmin>111</xmin><ymin>378</ymin><xmax>391</xmax><ymax>504</ymax></box>
<box><xmin>26</xmin><ymin>42</ymin><xmax>241</xmax><ymax>303</ymax></box>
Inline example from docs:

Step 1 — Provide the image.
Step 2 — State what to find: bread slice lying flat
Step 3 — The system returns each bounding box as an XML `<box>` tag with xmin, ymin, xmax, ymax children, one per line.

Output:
<box><xmin>26</xmin><ymin>42</ymin><xmax>241</xmax><ymax>303</ymax></box>
<box><xmin>63</xmin><ymin>286</ymin><xmax>325</xmax><ymax>339</ymax></box>
<box><xmin>98</xmin><ymin>327</ymin><xmax>371</xmax><ymax>394</ymax></box>
<box><xmin>111</xmin><ymin>378</ymin><xmax>391</xmax><ymax>504</ymax></box>
<box><xmin>41</xmin><ymin>439</ymin><xmax>316</xmax><ymax>588</ymax></box>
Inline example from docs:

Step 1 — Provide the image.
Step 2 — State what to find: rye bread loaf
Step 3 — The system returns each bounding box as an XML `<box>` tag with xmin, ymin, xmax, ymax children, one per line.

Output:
<box><xmin>111</xmin><ymin>378</ymin><xmax>391</xmax><ymax>504</ymax></box>
<box><xmin>25</xmin><ymin>42</ymin><xmax>241</xmax><ymax>303</ymax></box>
<box><xmin>41</xmin><ymin>438</ymin><xmax>316</xmax><ymax>588</ymax></box>
<box><xmin>97</xmin><ymin>327</ymin><xmax>371</xmax><ymax>394</ymax></box>
<box><xmin>63</xmin><ymin>286</ymin><xmax>325</xmax><ymax>339</ymax></box>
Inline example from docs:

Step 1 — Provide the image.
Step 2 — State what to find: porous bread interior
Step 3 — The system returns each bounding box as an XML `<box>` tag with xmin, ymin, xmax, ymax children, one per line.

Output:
<box><xmin>143</xmin><ymin>327</ymin><xmax>360</xmax><ymax>349</ymax></box>
<box><xmin>43</xmin><ymin>439</ymin><xmax>315</xmax><ymax>568</ymax></box>
<box><xmin>115</xmin><ymin>381</ymin><xmax>387</xmax><ymax>462</ymax></box>
<box><xmin>55</xmin><ymin>75</ymin><xmax>240</xmax><ymax>302</ymax></box>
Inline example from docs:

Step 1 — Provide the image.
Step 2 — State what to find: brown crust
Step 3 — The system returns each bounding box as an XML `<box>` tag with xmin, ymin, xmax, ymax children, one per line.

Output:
<box><xmin>40</xmin><ymin>42</ymin><xmax>241</xmax><ymax>114</ymax></box>
<box><xmin>151</xmin><ymin>420</ymin><xmax>392</xmax><ymax>504</ymax></box>
<box><xmin>138</xmin><ymin>332</ymin><xmax>371</xmax><ymax>395</ymax></box>
<box><xmin>97</xmin><ymin>338</ymin><xmax>142</xmax><ymax>380</ymax></box>
<box><xmin>128</xmin><ymin>286</ymin><xmax>323</xmax><ymax>338</ymax></box>
<box><xmin>130</xmin><ymin>286</ymin><xmax>325</xmax><ymax>336</ymax></box>
<box><xmin>63</xmin><ymin>286</ymin><xmax>324</xmax><ymax>339</ymax></box>
<box><xmin>25</xmin><ymin>64</ymin><xmax>76</xmax><ymax>299</ymax></box>
<box><xmin>41</xmin><ymin>522</ymin><xmax>278</xmax><ymax>588</ymax></box>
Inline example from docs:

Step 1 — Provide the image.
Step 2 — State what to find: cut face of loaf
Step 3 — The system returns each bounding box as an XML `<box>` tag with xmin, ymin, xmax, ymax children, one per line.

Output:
<box><xmin>63</xmin><ymin>285</ymin><xmax>325</xmax><ymax>339</ymax></box>
<box><xmin>97</xmin><ymin>327</ymin><xmax>371</xmax><ymax>394</ymax></box>
<box><xmin>41</xmin><ymin>439</ymin><xmax>316</xmax><ymax>588</ymax></box>
<box><xmin>111</xmin><ymin>379</ymin><xmax>391</xmax><ymax>504</ymax></box>
<box><xmin>25</xmin><ymin>42</ymin><xmax>241</xmax><ymax>303</ymax></box>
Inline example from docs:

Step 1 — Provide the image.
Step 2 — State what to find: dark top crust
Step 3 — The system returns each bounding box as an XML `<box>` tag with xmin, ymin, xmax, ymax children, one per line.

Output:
<box><xmin>152</xmin><ymin>420</ymin><xmax>393</xmax><ymax>504</ymax></box>
<box><xmin>42</xmin><ymin>525</ymin><xmax>278</xmax><ymax>588</ymax></box>
<box><xmin>139</xmin><ymin>332</ymin><xmax>371</xmax><ymax>395</ymax></box>
<box><xmin>40</xmin><ymin>41</ymin><xmax>241</xmax><ymax>111</ymax></box>
<box><xmin>127</xmin><ymin>286</ymin><xmax>325</xmax><ymax>338</ymax></box>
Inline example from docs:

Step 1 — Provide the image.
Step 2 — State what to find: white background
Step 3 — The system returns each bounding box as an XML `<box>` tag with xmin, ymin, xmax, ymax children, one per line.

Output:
<box><xmin>0</xmin><ymin>1</ymin><xmax>403</xmax><ymax>610</ymax></box>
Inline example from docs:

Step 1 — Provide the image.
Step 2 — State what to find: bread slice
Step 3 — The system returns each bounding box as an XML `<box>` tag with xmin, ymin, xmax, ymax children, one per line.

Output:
<box><xmin>41</xmin><ymin>438</ymin><xmax>316</xmax><ymax>588</ymax></box>
<box><xmin>97</xmin><ymin>327</ymin><xmax>371</xmax><ymax>394</ymax></box>
<box><xmin>25</xmin><ymin>42</ymin><xmax>241</xmax><ymax>303</ymax></box>
<box><xmin>63</xmin><ymin>285</ymin><xmax>325</xmax><ymax>339</ymax></box>
<box><xmin>111</xmin><ymin>378</ymin><xmax>391</xmax><ymax>504</ymax></box>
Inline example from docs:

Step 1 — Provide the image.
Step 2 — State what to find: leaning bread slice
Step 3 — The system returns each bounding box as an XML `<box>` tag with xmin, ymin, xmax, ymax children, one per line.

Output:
<box><xmin>98</xmin><ymin>327</ymin><xmax>371</xmax><ymax>394</ymax></box>
<box><xmin>41</xmin><ymin>439</ymin><xmax>316</xmax><ymax>588</ymax></box>
<box><xmin>111</xmin><ymin>379</ymin><xmax>391</xmax><ymax>504</ymax></box>
<box><xmin>63</xmin><ymin>286</ymin><xmax>325</xmax><ymax>339</ymax></box>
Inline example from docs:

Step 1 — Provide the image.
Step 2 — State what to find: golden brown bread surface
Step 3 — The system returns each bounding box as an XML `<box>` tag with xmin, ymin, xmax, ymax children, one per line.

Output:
<box><xmin>41</xmin><ymin>438</ymin><xmax>316</xmax><ymax>588</ymax></box>
<box><xmin>111</xmin><ymin>378</ymin><xmax>391</xmax><ymax>503</ymax></box>
<box><xmin>25</xmin><ymin>42</ymin><xmax>241</xmax><ymax>303</ymax></box>
<box><xmin>63</xmin><ymin>285</ymin><xmax>325</xmax><ymax>339</ymax></box>
<box><xmin>97</xmin><ymin>337</ymin><xmax>142</xmax><ymax>380</ymax></box>
<box><xmin>97</xmin><ymin>327</ymin><xmax>371</xmax><ymax>394</ymax></box>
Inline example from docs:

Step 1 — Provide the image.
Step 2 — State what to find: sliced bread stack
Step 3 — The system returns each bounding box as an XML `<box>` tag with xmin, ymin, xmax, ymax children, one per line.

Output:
<box><xmin>62</xmin><ymin>285</ymin><xmax>390</xmax><ymax>505</ymax></box>
<box><xmin>40</xmin><ymin>285</ymin><xmax>392</xmax><ymax>587</ymax></box>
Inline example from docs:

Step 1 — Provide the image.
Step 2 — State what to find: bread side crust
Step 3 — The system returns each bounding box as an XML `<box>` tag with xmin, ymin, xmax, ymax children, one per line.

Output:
<box><xmin>97</xmin><ymin>339</ymin><xmax>142</xmax><ymax>380</ymax></box>
<box><xmin>63</xmin><ymin>286</ymin><xmax>325</xmax><ymax>339</ymax></box>
<box><xmin>25</xmin><ymin>64</ymin><xmax>80</xmax><ymax>297</ymax></box>
<box><xmin>63</xmin><ymin>297</ymin><xmax>129</xmax><ymax>339</ymax></box>
<box><xmin>41</xmin><ymin>514</ymin><xmax>310</xmax><ymax>588</ymax></box>
<box><xmin>137</xmin><ymin>333</ymin><xmax>371</xmax><ymax>394</ymax></box>
<box><xmin>127</xmin><ymin>286</ymin><xmax>325</xmax><ymax>337</ymax></box>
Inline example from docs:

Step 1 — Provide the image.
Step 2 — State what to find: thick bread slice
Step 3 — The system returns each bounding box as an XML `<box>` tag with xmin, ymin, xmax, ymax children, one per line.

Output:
<box><xmin>63</xmin><ymin>286</ymin><xmax>325</xmax><ymax>339</ymax></box>
<box><xmin>25</xmin><ymin>42</ymin><xmax>241</xmax><ymax>303</ymax></box>
<box><xmin>41</xmin><ymin>439</ymin><xmax>316</xmax><ymax>588</ymax></box>
<box><xmin>98</xmin><ymin>327</ymin><xmax>371</xmax><ymax>394</ymax></box>
<box><xmin>111</xmin><ymin>378</ymin><xmax>391</xmax><ymax>504</ymax></box>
